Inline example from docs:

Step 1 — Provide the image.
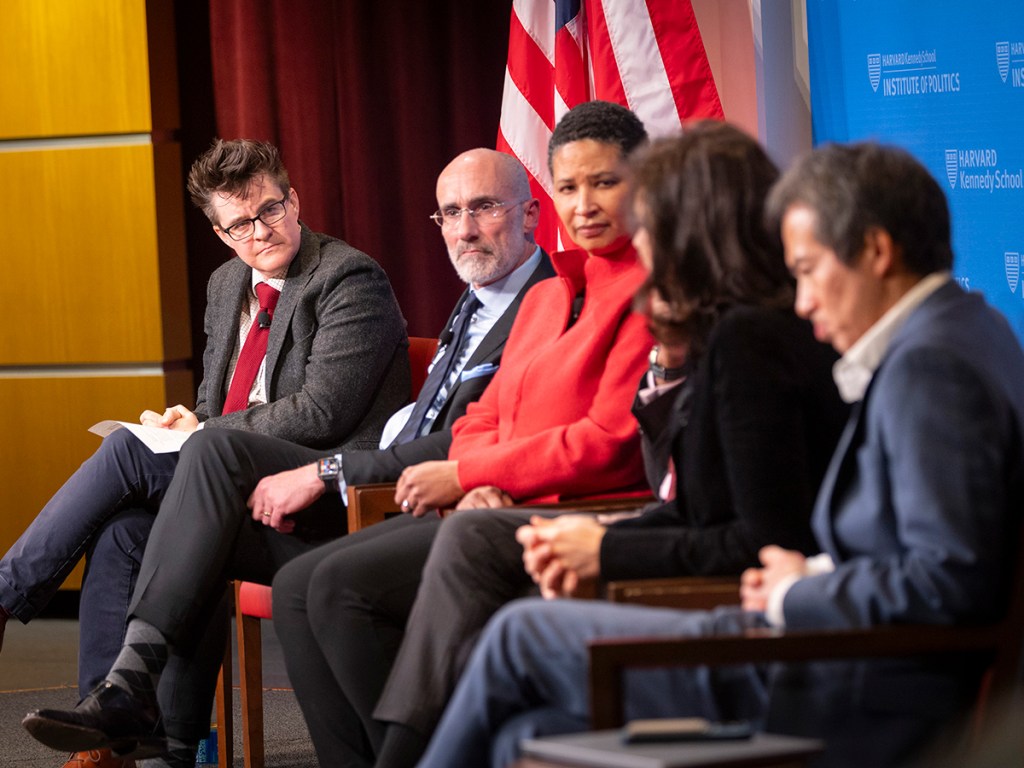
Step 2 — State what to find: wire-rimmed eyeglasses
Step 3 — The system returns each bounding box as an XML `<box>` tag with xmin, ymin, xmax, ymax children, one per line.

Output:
<box><xmin>429</xmin><ymin>199</ymin><xmax>528</xmax><ymax>228</ymax></box>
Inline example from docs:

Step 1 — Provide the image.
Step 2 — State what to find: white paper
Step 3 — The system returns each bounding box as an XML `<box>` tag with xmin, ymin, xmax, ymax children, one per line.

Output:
<box><xmin>88</xmin><ymin>420</ymin><xmax>191</xmax><ymax>454</ymax></box>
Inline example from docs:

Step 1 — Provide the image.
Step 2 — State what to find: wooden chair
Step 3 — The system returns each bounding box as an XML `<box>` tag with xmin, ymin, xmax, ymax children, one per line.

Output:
<box><xmin>587</xmin><ymin>522</ymin><xmax>1024</xmax><ymax>760</ymax></box>
<box><xmin>216</xmin><ymin>336</ymin><xmax>438</xmax><ymax>768</ymax></box>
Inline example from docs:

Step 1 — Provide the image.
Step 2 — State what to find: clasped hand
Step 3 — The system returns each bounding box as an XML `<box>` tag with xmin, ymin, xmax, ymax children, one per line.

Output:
<box><xmin>739</xmin><ymin>545</ymin><xmax>807</xmax><ymax>612</ymax></box>
<box><xmin>516</xmin><ymin>515</ymin><xmax>606</xmax><ymax>599</ymax></box>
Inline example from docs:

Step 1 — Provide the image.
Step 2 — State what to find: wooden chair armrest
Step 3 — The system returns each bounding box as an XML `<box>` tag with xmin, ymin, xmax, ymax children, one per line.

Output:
<box><xmin>345</xmin><ymin>485</ymin><xmax>655</xmax><ymax>534</ymax></box>
<box><xmin>588</xmin><ymin>623</ymin><xmax>1005</xmax><ymax>729</ymax></box>
<box><xmin>524</xmin><ymin>493</ymin><xmax>655</xmax><ymax>514</ymax></box>
<box><xmin>346</xmin><ymin>482</ymin><xmax>399</xmax><ymax>532</ymax></box>
<box><xmin>603</xmin><ymin>576</ymin><xmax>741</xmax><ymax>609</ymax></box>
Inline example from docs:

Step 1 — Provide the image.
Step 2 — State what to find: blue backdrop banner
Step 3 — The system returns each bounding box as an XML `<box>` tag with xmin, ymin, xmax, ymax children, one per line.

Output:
<box><xmin>807</xmin><ymin>0</ymin><xmax>1024</xmax><ymax>338</ymax></box>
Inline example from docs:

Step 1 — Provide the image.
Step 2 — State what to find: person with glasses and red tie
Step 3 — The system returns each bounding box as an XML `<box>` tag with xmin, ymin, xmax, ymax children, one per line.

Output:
<box><xmin>0</xmin><ymin>138</ymin><xmax>408</xmax><ymax>768</ymax></box>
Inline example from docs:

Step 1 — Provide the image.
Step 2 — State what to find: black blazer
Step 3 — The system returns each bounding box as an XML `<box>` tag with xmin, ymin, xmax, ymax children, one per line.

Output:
<box><xmin>601</xmin><ymin>305</ymin><xmax>848</xmax><ymax>579</ymax></box>
<box><xmin>341</xmin><ymin>253</ymin><xmax>556</xmax><ymax>485</ymax></box>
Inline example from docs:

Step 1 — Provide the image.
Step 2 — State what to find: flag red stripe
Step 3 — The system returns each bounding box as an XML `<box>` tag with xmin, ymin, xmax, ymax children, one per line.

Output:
<box><xmin>507</xmin><ymin>7</ymin><xmax>556</xmax><ymax>130</ymax></box>
<box><xmin>555</xmin><ymin>25</ymin><xmax>587</xmax><ymax>109</ymax></box>
<box><xmin>584</xmin><ymin>0</ymin><xmax>628</xmax><ymax>106</ymax></box>
<box><xmin>645</xmin><ymin>0</ymin><xmax>724</xmax><ymax>120</ymax></box>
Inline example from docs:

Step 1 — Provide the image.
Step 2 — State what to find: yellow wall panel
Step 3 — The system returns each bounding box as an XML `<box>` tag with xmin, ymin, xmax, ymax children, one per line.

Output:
<box><xmin>0</xmin><ymin>143</ymin><xmax>187</xmax><ymax>364</ymax></box>
<box><xmin>0</xmin><ymin>1</ymin><xmax>151</xmax><ymax>139</ymax></box>
<box><xmin>0</xmin><ymin>372</ymin><xmax>194</xmax><ymax>590</ymax></box>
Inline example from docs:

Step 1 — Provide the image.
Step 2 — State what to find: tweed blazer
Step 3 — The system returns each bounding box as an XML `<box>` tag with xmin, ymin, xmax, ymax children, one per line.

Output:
<box><xmin>195</xmin><ymin>223</ymin><xmax>409</xmax><ymax>451</ymax></box>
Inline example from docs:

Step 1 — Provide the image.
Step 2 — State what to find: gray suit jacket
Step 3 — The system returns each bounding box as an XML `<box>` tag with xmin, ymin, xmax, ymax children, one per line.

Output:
<box><xmin>342</xmin><ymin>252</ymin><xmax>556</xmax><ymax>484</ymax></box>
<box><xmin>195</xmin><ymin>223</ymin><xmax>409</xmax><ymax>450</ymax></box>
<box><xmin>768</xmin><ymin>281</ymin><xmax>1024</xmax><ymax>766</ymax></box>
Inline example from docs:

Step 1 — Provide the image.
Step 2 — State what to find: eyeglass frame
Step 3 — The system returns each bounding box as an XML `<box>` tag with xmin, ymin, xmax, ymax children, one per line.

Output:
<box><xmin>429</xmin><ymin>198</ymin><xmax>529</xmax><ymax>228</ymax></box>
<box><xmin>220</xmin><ymin>195</ymin><xmax>291</xmax><ymax>241</ymax></box>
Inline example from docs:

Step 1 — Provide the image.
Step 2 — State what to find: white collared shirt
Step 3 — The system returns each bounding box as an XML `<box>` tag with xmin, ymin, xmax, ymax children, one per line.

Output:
<box><xmin>832</xmin><ymin>272</ymin><xmax>952</xmax><ymax>403</ymax></box>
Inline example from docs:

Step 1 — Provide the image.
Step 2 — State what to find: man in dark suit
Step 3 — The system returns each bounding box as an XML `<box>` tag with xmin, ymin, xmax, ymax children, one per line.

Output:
<box><xmin>22</xmin><ymin>148</ymin><xmax>552</xmax><ymax>767</ymax></box>
<box><xmin>0</xmin><ymin>137</ymin><xmax>408</xmax><ymax>768</ymax></box>
<box><xmin>413</xmin><ymin>142</ymin><xmax>1024</xmax><ymax>768</ymax></box>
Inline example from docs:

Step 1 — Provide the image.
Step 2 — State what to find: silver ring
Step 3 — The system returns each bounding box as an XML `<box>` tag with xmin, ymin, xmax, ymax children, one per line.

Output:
<box><xmin>262</xmin><ymin>512</ymin><xmax>271</xmax><ymax>518</ymax></box>
<box><xmin>401</xmin><ymin>499</ymin><xmax>411</xmax><ymax>510</ymax></box>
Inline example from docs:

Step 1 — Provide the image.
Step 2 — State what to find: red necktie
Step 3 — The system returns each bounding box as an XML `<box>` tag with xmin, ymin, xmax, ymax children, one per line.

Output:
<box><xmin>223</xmin><ymin>283</ymin><xmax>281</xmax><ymax>414</ymax></box>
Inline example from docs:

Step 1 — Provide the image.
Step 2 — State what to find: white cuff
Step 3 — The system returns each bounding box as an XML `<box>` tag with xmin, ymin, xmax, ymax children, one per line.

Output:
<box><xmin>765</xmin><ymin>554</ymin><xmax>834</xmax><ymax>627</ymax></box>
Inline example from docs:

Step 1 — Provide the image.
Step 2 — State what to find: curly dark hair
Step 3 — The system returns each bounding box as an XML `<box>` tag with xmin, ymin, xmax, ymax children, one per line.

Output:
<box><xmin>632</xmin><ymin>121</ymin><xmax>791</xmax><ymax>353</ymax></box>
<box><xmin>187</xmin><ymin>139</ymin><xmax>291</xmax><ymax>224</ymax></box>
<box><xmin>547</xmin><ymin>101</ymin><xmax>648</xmax><ymax>173</ymax></box>
<box><xmin>765</xmin><ymin>141</ymin><xmax>953</xmax><ymax>274</ymax></box>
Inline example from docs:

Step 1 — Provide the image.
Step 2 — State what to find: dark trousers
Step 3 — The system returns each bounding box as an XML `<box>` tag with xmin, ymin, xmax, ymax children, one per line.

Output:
<box><xmin>127</xmin><ymin>427</ymin><xmax>342</xmax><ymax>644</ymax></box>
<box><xmin>271</xmin><ymin>507</ymin><xmax>549</xmax><ymax>767</ymax></box>
<box><xmin>112</xmin><ymin>428</ymin><xmax>339</xmax><ymax>740</ymax></box>
<box><xmin>271</xmin><ymin>513</ymin><xmax>442</xmax><ymax>768</ymax></box>
<box><xmin>374</xmin><ymin>508</ymin><xmax>543</xmax><ymax>734</ymax></box>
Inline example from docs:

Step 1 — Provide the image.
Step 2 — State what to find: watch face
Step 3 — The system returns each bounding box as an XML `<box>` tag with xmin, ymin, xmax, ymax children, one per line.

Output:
<box><xmin>318</xmin><ymin>457</ymin><xmax>341</xmax><ymax>479</ymax></box>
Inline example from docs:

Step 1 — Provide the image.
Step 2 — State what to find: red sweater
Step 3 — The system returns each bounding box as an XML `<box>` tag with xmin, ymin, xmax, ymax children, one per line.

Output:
<box><xmin>450</xmin><ymin>239</ymin><xmax>652</xmax><ymax>502</ymax></box>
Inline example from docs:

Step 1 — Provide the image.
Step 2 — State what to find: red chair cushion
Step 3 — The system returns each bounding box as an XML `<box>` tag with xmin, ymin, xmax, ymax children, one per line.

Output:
<box><xmin>238</xmin><ymin>581</ymin><xmax>274</xmax><ymax>620</ymax></box>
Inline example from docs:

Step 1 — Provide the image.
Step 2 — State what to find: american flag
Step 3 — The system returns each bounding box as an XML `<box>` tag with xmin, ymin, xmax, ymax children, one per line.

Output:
<box><xmin>497</xmin><ymin>0</ymin><xmax>724</xmax><ymax>252</ymax></box>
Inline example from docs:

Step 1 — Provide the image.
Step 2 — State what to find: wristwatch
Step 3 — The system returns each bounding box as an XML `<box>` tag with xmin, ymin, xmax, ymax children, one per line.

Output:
<box><xmin>648</xmin><ymin>345</ymin><xmax>688</xmax><ymax>381</ymax></box>
<box><xmin>317</xmin><ymin>454</ymin><xmax>343</xmax><ymax>491</ymax></box>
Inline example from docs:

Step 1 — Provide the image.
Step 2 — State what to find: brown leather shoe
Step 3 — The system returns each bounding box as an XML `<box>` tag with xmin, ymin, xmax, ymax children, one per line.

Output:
<box><xmin>61</xmin><ymin>749</ymin><xmax>137</xmax><ymax>767</ymax></box>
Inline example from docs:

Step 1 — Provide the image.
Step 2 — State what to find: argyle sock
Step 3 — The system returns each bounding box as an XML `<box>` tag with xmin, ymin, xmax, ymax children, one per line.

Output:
<box><xmin>104</xmin><ymin>618</ymin><xmax>168</xmax><ymax>705</ymax></box>
<box><xmin>139</xmin><ymin>736</ymin><xmax>197</xmax><ymax>768</ymax></box>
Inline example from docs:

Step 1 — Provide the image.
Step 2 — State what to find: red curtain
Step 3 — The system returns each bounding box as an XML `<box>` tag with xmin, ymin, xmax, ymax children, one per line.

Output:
<box><xmin>207</xmin><ymin>0</ymin><xmax>512</xmax><ymax>336</ymax></box>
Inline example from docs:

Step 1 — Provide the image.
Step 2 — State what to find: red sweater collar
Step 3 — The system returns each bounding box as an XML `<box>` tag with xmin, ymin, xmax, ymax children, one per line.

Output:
<box><xmin>550</xmin><ymin>237</ymin><xmax>640</xmax><ymax>296</ymax></box>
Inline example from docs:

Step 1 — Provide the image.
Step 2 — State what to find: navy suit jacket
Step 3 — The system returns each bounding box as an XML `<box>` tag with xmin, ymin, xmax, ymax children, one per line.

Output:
<box><xmin>341</xmin><ymin>253</ymin><xmax>556</xmax><ymax>485</ymax></box>
<box><xmin>768</xmin><ymin>281</ymin><xmax>1024</xmax><ymax>766</ymax></box>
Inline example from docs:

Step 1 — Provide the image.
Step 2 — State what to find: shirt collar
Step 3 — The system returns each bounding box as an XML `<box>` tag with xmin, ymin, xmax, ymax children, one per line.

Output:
<box><xmin>250</xmin><ymin>270</ymin><xmax>287</xmax><ymax>295</ymax></box>
<box><xmin>832</xmin><ymin>272</ymin><xmax>951</xmax><ymax>403</ymax></box>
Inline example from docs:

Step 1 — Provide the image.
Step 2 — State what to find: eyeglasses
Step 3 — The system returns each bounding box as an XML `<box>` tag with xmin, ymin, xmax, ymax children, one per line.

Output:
<box><xmin>221</xmin><ymin>196</ymin><xmax>290</xmax><ymax>241</ymax></box>
<box><xmin>430</xmin><ymin>199</ymin><xmax>527</xmax><ymax>228</ymax></box>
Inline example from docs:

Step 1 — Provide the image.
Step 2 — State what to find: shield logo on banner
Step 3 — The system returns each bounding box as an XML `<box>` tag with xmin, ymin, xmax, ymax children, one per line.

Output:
<box><xmin>1007</xmin><ymin>252</ymin><xmax>1020</xmax><ymax>294</ymax></box>
<box><xmin>945</xmin><ymin>150</ymin><xmax>958</xmax><ymax>190</ymax></box>
<box><xmin>867</xmin><ymin>54</ymin><xmax>881</xmax><ymax>91</ymax></box>
<box><xmin>997</xmin><ymin>42</ymin><xmax>1010</xmax><ymax>83</ymax></box>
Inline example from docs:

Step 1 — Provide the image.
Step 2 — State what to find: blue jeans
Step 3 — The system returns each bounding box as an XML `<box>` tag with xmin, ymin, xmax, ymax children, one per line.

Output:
<box><xmin>0</xmin><ymin>429</ymin><xmax>177</xmax><ymax>623</ymax></box>
<box><xmin>417</xmin><ymin>599</ymin><xmax>769</xmax><ymax>768</ymax></box>
<box><xmin>78</xmin><ymin>507</ymin><xmax>153</xmax><ymax>696</ymax></box>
